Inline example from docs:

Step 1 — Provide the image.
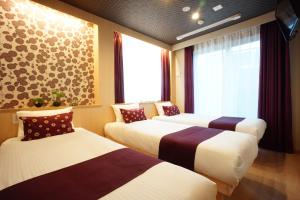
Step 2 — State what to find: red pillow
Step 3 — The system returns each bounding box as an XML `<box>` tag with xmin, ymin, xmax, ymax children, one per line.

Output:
<box><xmin>20</xmin><ymin>112</ymin><xmax>74</xmax><ymax>141</ymax></box>
<box><xmin>120</xmin><ymin>108</ymin><xmax>147</xmax><ymax>123</ymax></box>
<box><xmin>163</xmin><ymin>105</ymin><xmax>180</xmax><ymax>116</ymax></box>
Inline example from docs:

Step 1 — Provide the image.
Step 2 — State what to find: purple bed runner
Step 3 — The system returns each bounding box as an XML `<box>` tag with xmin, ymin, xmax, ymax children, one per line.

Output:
<box><xmin>0</xmin><ymin>148</ymin><xmax>162</xmax><ymax>200</ymax></box>
<box><xmin>159</xmin><ymin>126</ymin><xmax>223</xmax><ymax>170</ymax></box>
<box><xmin>208</xmin><ymin>116</ymin><xmax>245</xmax><ymax>131</ymax></box>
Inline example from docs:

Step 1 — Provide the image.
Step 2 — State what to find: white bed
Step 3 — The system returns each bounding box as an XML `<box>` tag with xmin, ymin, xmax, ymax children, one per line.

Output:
<box><xmin>153</xmin><ymin>113</ymin><xmax>266</xmax><ymax>141</ymax></box>
<box><xmin>105</xmin><ymin>120</ymin><xmax>258</xmax><ymax>195</ymax></box>
<box><xmin>0</xmin><ymin>128</ymin><xmax>217</xmax><ymax>200</ymax></box>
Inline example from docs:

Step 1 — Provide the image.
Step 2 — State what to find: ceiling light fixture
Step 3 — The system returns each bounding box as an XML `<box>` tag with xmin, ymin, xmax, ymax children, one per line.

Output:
<box><xmin>213</xmin><ymin>4</ymin><xmax>223</xmax><ymax>12</ymax></box>
<box><xmin>182</xmin><ymin>6</ymin><xmax>191</xmax><ymax>12</ymax></box>
<box><xmin>176</xmin><ymin>13</ymin><xmax>242</xmax><ymax>40</ymax></box>
<box><xmin>191</xmin><ymin>12</ymin><xmax>200</xmax><ymax>20</ymax></box>
<box><xmin>197</xmin><ymin>19</ymin><xmax>205</xmax><ymax>25</ymax></box>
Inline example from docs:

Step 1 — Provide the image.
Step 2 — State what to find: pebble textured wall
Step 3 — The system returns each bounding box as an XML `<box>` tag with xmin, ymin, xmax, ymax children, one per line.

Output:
<box><xmin>0</xmin><ymin>0</ymin><xmax>96</xmax><ymax>109</ymax></box>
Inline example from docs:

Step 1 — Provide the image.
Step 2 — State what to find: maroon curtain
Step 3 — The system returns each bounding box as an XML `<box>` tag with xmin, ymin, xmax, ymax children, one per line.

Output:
<box><xmin>184</xmin><ymin>46</ymin><xmax>194</xmax><ymax>113</ymax></box>
<box><xmin>161</xmin><ymin>49</ymin><xmax>170</xmax><ymax>101</ymax></box>
<box><xmin>114</xmin><ymin>32</ymin><xmax>124</xmax><ymax>103</ymax></box>
<box><xmin>258</xmin><ymin>21</ymin><xmax>293</xmax><ymax>153</ymax></box>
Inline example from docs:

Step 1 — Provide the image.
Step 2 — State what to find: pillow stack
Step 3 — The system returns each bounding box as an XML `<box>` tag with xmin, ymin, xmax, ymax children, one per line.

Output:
<box><xmin>162</xmin><ymin>105</ymin><xmax>180</xmax><ymax>116</ymax></box>
<box><xmin>154</xmin><ymin>101</ymin><xmax>180</xmax><ymax>116</ymax></box>
<box><xmin>17</xmin><ymin>107</ymin><xmax>74</xmax><ymax>141</ymax></box>
<box><xmin>112</xmin><ymin>103</ymin><xmax>147</xmax><ymax>123</ymax></box>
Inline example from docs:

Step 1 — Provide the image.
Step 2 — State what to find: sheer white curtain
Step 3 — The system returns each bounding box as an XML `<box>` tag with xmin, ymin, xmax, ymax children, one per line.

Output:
<box><xmin>193</xmin><ymin>26</ymin><xmax>260</xmax><ymax>117</ymax></box>
<box><xmin>122</xmin><ymin>34</ymin><xmax>161</xmax><ymax>103</ymax></box>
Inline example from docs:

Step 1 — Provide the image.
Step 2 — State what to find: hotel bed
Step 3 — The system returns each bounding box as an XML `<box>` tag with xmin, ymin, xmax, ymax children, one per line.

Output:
<box><xmin>105</xmin><ymin>119</ymin><xmax>258</xmax><ymax>196</ymax></box>
<box><xmin>153</xmin><ymin>102</ymin><xmax>267</xmax><ymax>141</ymax></box>
<box><xmin>0</xmin><ymin>128</ymin><xmax>217</xmax><ymax>200</ymax></box>
<box><xmin>152</xmin><ymin>113</ymin><xmax>266</xmax><ymax>141</ymax></box>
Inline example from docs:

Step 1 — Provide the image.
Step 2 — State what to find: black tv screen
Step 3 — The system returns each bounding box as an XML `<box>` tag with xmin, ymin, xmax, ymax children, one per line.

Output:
<box><xmin>275</xmin><ymin>0</ymin><xmax>299</xmax><ymax>41</ymax></box>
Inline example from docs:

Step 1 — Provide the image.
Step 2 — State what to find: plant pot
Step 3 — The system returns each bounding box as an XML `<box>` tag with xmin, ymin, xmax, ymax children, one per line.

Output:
<box><xmin>52</xmin><ymin>101</ymin><xmax>61</xmax><ymax>107</ymax></box>
<box><xmin>34</xmin><ymin>102</ymin><xmax>43</xmax><ymax>107</ymax></box>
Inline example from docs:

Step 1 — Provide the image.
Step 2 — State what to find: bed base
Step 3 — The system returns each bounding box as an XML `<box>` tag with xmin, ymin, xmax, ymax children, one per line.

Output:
<box><xmin>206</xmin><ymin>175</ymin><xmax>236</xmax><ymax>197</ymax></box>
<box><xmin>216</xmin><ymin>192</ymin><xmax>224</xmax><ymax>200</ymax></box>
<box><xmin>105</xmin><ymin>134</ymin><xmax>237</xmax><ymax>198</ymax></box>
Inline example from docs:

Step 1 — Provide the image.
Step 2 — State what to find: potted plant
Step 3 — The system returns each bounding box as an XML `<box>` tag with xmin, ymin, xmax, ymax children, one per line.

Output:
<box><xmin>70</xmin><ymin>99</ymin><xmax>79</xmax><ymax>106</ymax></box>
<box><xmin>51</xmin><ymin>90</ymin><xmax>65</xmax><ymax>107</ymax></box>
<box><xmin>32</xmin><ymin>97</ymin><xmax>45</xmax><ymax>107</ymax></box>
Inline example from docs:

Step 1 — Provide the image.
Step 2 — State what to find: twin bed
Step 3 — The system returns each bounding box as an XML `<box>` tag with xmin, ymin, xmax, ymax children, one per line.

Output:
<box><xmin>0</xmin><ymin>107</ymin><xmax>218</xmax><ymax>200</ymax></box>
<box><xmin>153</xmin><ymin>102</ymin><xmax>267</xmax><ymax>141</ymax></box>
<box><xmin>105</xmin><ymin>119</ymin><xmax>258</xmax><ymax>195</ymax></box>
<box><xmin>153</xmin><ymin>114</ymin><xmax>266</xmax><ymax>142</ymax></box>
<box><xmin>0</xmin><ymin>128</ymin><xmax>217</xmax><ymax>200</ymax></box>
<box><xmin>0</xmin><ymin>102</ymin><xmax>266</xmax><ymax>199</ymax></box>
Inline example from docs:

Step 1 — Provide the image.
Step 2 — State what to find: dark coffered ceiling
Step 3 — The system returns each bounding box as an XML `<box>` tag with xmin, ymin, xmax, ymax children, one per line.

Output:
<box><xmin>60</xmin><ymin>0</ymin><xmax>276</xmax><ymax>45</ymax></box>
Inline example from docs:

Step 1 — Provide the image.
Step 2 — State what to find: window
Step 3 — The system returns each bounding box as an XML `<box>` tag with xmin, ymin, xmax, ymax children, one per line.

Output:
<box><xmin>122</xmin><ymin>34</ymin><xmax>161</xmax><ymax>103</ymax></box>
<box><xmin>193</xmin><ymin>26</ymin><xmax>260</xmax><ymax>117</ymax></box>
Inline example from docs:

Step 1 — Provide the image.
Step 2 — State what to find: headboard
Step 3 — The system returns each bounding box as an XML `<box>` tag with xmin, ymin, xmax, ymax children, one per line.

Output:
<box><xmin>0</xmin><ymin>103</ymin><xmax>158</xmax><ymax>144</ymax></box>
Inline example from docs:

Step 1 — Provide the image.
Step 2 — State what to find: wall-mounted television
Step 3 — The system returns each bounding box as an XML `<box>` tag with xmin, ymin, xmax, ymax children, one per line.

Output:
<box><xmin>275</xmin><ymin>0</ymin><xmax>299</xmax><ymax>41</ymax></box>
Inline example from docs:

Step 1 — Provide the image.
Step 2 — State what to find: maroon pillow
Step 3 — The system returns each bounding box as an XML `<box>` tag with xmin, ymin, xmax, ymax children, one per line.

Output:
<box><xmin>163</xmin><ymin>105</ymin><xmax>180</xmax><ymax>116</ymax></box>
<box><xmin>120</xmin><ymin>108</ymin><xmax>147</xmax><ymax>123</ymax></box>
<box><xmin>20</xmin><ymin>112</ymin><xmax>74</xmax><ymax>141</ymax></box>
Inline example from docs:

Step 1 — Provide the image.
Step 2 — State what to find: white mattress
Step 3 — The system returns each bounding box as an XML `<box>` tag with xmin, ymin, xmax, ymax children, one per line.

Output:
<box><xmin>153</xmin><ymin>113</ymin><xmax>266</xmax><ymax>141</ymax></box>
<box><xmin>105</xmin><ymin>120</ymin><xmax>258</xmax><ymax>186</ymax></box>
<box><xmin>0</xmin><ymin>128</ymin><xmax>216</xmax><ymax>200</ymax></box>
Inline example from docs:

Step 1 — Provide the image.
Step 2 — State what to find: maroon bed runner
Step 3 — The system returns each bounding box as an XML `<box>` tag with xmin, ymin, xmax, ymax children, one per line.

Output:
<box><xmin>208</xmin><ymin>116</ymin><xmax>245</xmax><ymax>131</ymax></box>
<box><xmin>159</xmin><ymin>126</ymin><xmax>223</xmax><ymax>170</ymax></box>
<box><xmin>0</xmin><ymin>148</ymin><xmax>161</xmax><ymax>200</ymax></box>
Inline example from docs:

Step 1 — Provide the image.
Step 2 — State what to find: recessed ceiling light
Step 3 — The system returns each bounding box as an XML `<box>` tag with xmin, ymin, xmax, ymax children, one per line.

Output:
<box><xmin>197</xmin><ymin>19</ymin><xmax>205</xmax><ymax>25</ymax></box>
<box><xmin>191</xmin><ymin>12</ymin><xmax>200</xmax><ymax>20</ymax></box>
<box><xmin>213</xmin><ymin>4</ymin><xmax>223</xmax><ymax>12</ymax></box>
<box><xmin>182</xmin><ymin>6</ymin><xmax>191</xmax><ymax>12</ymax></box>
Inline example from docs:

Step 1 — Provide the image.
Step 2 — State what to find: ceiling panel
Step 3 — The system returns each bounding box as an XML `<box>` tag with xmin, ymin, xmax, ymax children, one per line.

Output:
<box><xmin>60</xmin><ymin>0</ymin><xmax>276</xmax><ymax>44</ymax></box>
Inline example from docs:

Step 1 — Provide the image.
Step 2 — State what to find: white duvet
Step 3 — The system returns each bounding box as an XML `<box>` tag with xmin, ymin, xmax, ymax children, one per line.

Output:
<box><xmin>153</xmin><ymin>113</ymin><xmax>266</xmax><ymax>141</ymax></box>
<box><xmin>0</xmin><ymin>128</ymin><xmax>217</xmax><ymax>200</ymax></box>
<box><xmin>105</xmin><ymin>120</ymin><xmax>258</xmax><ymax>186</ymax></box>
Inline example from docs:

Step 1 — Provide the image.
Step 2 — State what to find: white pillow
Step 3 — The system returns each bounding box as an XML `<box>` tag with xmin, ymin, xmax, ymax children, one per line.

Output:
<box><xmin>155</xmin><ymin>101</ymin><xmax>172</xmax><ymax>116</ymax></box>
<box><xmin>112</xmin><ymin>103</ymin><xmax>139</xmax><ymax>122</ymax></box>
<box><xmin>16</xmin><ymin>107</ymin><xmax>73</xmax><ymax>138</ymax></box>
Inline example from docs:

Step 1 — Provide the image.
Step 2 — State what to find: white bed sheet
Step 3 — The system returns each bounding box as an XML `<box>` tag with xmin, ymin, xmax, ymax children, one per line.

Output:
<box><xmin>105</xmin><ymin>120</ymin><xmax>258</xmax><ymax>186</ymax></box>
<box><xmin>153</xmin><ymin>113</ymin><xmax>266</xmax><ymax>141</ymax></box>
<box><xmin>0</xmin><ymin>128</ymin><xmax>216</xmax><ymax>200</ymax></box>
